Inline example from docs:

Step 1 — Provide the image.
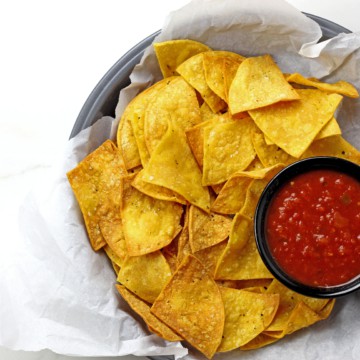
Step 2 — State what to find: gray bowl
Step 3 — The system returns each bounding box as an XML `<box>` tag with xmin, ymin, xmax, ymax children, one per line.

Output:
<box><xmin>69</xmin><ymin>13</ymin><xmax>351</xmax><ymax>139</ymax></box>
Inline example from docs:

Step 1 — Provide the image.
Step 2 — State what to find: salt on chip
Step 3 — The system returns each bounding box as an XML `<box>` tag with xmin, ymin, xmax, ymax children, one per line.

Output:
<box><xmin>154</xmin><ymin>39</ymin><xmax>211</xmax><ymax>78</ymax></box>
<box><xmin>286</xmin><ymin>72</ymin><xmax>359</xmax><ymax>98</ymax></box>
<box><xmin>117</xmin><ymin>251</ymin><xmax>172</xmax><ymax>304</ymax></box>
<box><xmin>217</xmin><ymin>287</ymin><xmax>279</xmax><ymax>352</ymax></box>
<box><xmin>116</xmin><ymin>285</ymin><xmax>183</xmax><ymax>342</ymax></box>
<box><xmin>202</xmin><ymin>117</ymin><xmax>257</xmax><ymax>185</ymax></box>
<box><xmin>151</xmin><ymin>255</ymin><xmax>224</xmax><ymax>359</ymax></box>
<box><xmin>229</xmin><ymin>54</ymin><xmax>300</xmax><ymax>114</ymax></box>
<box><xmin>215</xmin><ymin>213</ymin><xmax>273</xmax><ymax>280</ymax></box>
<box><xmin>67</xmin><ymin>140</ymin><xmax>127</xmax><ymax>251</ymax></box>
<box><xmin>176</xmin><ymin>53</ymin><xmax>227</xmax><ymax>113</ymax></box>
<box><xmin>249</xmin><ymin>89</ymin><xmax>343</xmax><ymax>158</ymax></box>
<box><xmin>144</xmin><ymin>76</ymin><xmax>202</xmax><ymax>154</ymax></box>
<box><xmin>141</xmin><ymin>122</ymin><xmax>211</xmax><ymax>213</ymax></box>
<box><xmin>189</xmin><ymin>205</ymin><xmax>232</xmax><ymax>252</ymax></box>
<box><xmin>121</xmin><ymin>174</ymin><xmax>183</xmax><ymax>256</ymax></box>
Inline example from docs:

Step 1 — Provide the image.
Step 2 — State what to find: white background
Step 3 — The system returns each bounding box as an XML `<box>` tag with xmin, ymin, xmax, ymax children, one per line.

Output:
<box><xmin>1</xmin><ymin>0</ymin><xmax>359</xmax><ymax>359</ymax></box>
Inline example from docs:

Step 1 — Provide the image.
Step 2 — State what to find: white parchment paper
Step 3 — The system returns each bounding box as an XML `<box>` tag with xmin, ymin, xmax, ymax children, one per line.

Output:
<box><xmin>3</xmin><ymin>0</ymin><xmax>360</xmax><ymax>359</ymax></box>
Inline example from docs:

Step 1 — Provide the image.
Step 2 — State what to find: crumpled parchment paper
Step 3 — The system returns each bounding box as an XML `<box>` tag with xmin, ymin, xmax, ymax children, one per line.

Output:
<box><xmin>3</xmin><ymin>0</ymin><xmax>360</xmax><ymax>359</ymax></box>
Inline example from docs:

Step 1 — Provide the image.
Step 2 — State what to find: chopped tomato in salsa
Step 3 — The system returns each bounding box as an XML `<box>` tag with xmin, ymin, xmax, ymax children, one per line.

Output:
<box><xmin>266</xmin><ymin>169</ymin><xmax>360</xmax><ymax>287</ymax></box>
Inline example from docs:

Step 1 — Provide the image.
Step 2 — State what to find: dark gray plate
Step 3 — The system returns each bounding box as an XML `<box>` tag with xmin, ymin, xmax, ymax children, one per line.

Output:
<box><xmin>68</xmin><ymin>13</ymin><xmax>351</xmax><ymax>360</ymax></box>
<box><xmin>69</xmin><ymin>13</ymin><xmax>350</xmax><ymax>139</ymax></box>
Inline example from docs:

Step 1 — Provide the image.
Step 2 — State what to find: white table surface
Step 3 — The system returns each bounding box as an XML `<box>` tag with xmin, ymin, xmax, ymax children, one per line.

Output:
<box><xmin>1</xmin><ymin>0</ymin><xmax>359</xmax><ymax>359</ymax></box>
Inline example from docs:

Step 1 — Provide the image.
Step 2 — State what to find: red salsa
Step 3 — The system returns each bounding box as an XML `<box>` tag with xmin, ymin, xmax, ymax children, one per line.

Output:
<box><xmin>266</xmin><ymin>169</ymin><xmax>360</xmax><ymax>287</ymax></box>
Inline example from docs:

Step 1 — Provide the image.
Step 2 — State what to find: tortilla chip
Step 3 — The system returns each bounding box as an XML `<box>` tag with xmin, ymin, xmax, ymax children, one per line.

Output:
<box><xmin>211</xmin><ymin>164</ymin><xmax>283</xmax><ymax>215</ymax></box>
<box><xmin>99</xmin><ymin>220</ymin><xmax>127</xmax><ymax>266</ymax></box>
<box><xmin>215</xmin><ymin>214</ymin><xmax>273</xmax><ymax>280</ymax></box>
<box><xmin>252</xmin><ymin>131</ymin><xmax>296</xmax><ymax>167</ymax></box>
<box><xmin>302</xmin><ymin>135</ymin><xmax>360</xmax><ymax>164</ymax></box>
<box><xmin>189</xmin><ymin>205</ymin><xmax>232</xmax><ymax>252</ymax></box>
<box><xmin>217</xmin><ymin>279</ymin><xmax>273</xmax><ymax>291</ymax></box>
<box><xmin>103</xmin><ymin>245</ymin><xmax>123</xmax><ymax>274</ymax></box>
<box><xmin>131</xmin><ymin>169</ymin><xmax>187</xmax><ymax>205</ymax></box>
<box><xmin>240</xmin><ymin>333</ymin><xmax>279</xmax><ymax>350</ymax></box>
<box><xmin>203</xmin><ymin>51</ymin><xmax>245</xmax><ymax>102</ymax></box>
<box><xmin>265</xmin><ymin>280</ymin><xmax>329</xmax><ymax>333</ymax></box>
<box><xmin>67</xmin><ymin>140</ymin><xmax>127</xmax><ymax>251</ymax></box>
<box><xmin>116</xmin><ymin>108</ymin><xmax>141</xmax><ymax>170</ymax></box>
<box><xmin>229</xmin><ymin>54</ymin><xmax>300</xmax><ymax>114</ymax></box>
<box><xmin>286</xmin><ymin>73</ymin><xmax>359</xmax><ymax>98</ymax></box>
<box><xmin>116</xmin><ymin>285</ymin><xmax>183</xmax><ymax>341</ymax></box>
<box><xmin>194</xmin><ymin>240</ymin><xmax>228</xmax><ymax>276</ymax></box>
<box><xmin>141</xmin><ymin>122</ymin><xmax>211</xmax><ymax>212</ymax></box>
<box><xmin>125</xmin><ymin>80</ymin><xmax>168</xmax><ymax>167</ymax></box>
<box><xmin>202</xmin><ymin>117</ymin><xmax>257</xmax><ymax>185</ymax></box>
<box><xmin>217</xmin><ymin>287</ymin><xmax>279</xmax><ymax>352</ymax></box>
<box><xmin>176</xmin><ymin>53</ymin><xmax>227</xmax><ymax>113</ymax></box>
<box><xmin>144</xmin><ymin>76</ymin><xmax>202</xmax><ymax>154</ymax></box>
<box><xmin>154</xmin><ymin>39</ymin><xmax>211</xmax><ymax>78</ymax></box>
<box><xmin>186</xmin><ymin>112</ymin><xmax>232</xmax><ymax>168</ymax></box>
<box><xmin>121</xmin><ymin>174</ymin><xmax>183</xmax><ymax>256</ymax></box>
<box><xmin>117</xmin><ymin>251</ymin><xmax>172</xmax><ymax>304</ymax></box>
<box><xmin>249</xmin><ymin>89</ymin><xmax>343</xmax><ymax>158</ymax></box>
<box><xmin>177</xmin><ymin>206</ymin><xmax>192</xmax><ymax>266</ymax></box>
<box><xmin>316</xmin><ymin>117</ymin><xmax>342</xmax><ymax>140</ymax></box>
<box><xmin>151</xmin><ymin>255</ymin><xmax>224</xmax><ymax>359</ymax></box>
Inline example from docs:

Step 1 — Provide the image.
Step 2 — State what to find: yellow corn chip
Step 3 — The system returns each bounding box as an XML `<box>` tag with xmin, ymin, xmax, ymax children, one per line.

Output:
<box><xmin>116</xmin><ymin>108</ymin><xmax>141</xmax><ymax>170</ymax></box>
<box><xmin>144</xmin><ymin>76</ymin><xmax>202</xmax><ymax>154</ymax></box>
<box><xmin>67</xmin><ymin>140</ymin><xmax>127</xmax><ymax>251</ymax></box>
<box><xmin>121</xmin><ymin>174</ymin><xmax>183</xmax><ymax>256</ymax></box>
<box><xmin>202</xmin><ymin>117</ymin><xmax>257</xmax><ymax>185</ymax></box>
<box><xmin>151</xmin><ymin>255</ymin><xmax>224</xmax><ymax>359</ymax></box>
<box><xmin>229</xmin><ymin>54</ymin><xmax>300</xmax><ymax>114</ymax></box>
<box><xmin>141</xmin><ymin>122</ymin><xmax>211</xmax><ymax>212</ymax></box>
<box><xmin>189</xmin><ymin>205</ymin><xmax>232</xmax><ymax>252</ymax></box>
<box><xmin>116</xmin><ymin>285</ymin><xmax>183</xmax><ymax>342</ymax></box>
<box><xmin>286</xmin><ymin>72</ymin><xmax>359</xmax><ymax>98</ymax></box>
<box><xmin>217</xmin><ymin>287</ymin><xmax>279</xmax><ymax>352</ymax></box>
<box><xmin>117</xmin><ymin>251</ymin><xmax>172</xmax><ymax>304</ymax></box>
<box><xmin>215</xmin><ymin>214</ymin><xmax>273</xmax><ymax>280</ymax></box>
<box><xmin>176</xmin><ymin>53</ymin><xmax>227</xmax><ymax>113</ymax></box>
<box><xmin>249</xmin><ymin>89</ymin><xmax>343</xmax><ymax>158</ymax></box>
<box><xmin>154</xmin><ymin>39</ymin><xmax>211</xmax><ymax>78</ymax></box>
<box><xmin>131</xmin><ymin>169</ymin><xmax>187</xmax><ymax>205</ymax></box>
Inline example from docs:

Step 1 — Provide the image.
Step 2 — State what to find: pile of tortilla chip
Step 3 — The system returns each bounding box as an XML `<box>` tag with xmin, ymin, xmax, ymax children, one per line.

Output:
<box><xmin>67</xmin><ymin>39</ymin><xmax>360</xmax><ymax>358</ymax></box>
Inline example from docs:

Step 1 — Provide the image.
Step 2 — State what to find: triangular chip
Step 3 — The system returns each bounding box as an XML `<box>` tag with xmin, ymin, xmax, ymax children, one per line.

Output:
<box><xmin>121</xmin><ymin>174</ymin><xmax>183</xmax><ymax>256</ymax></box>
<box><xmin>229</xmin><ymin>54</ymin><xmax>300</xmax><ymax>114</ymax></box>
<box><xmin>131</xmin><ymin>169</ymin><xmax>187</xmax><ymax>205</ymax></box>
<box><xmin>141</xmin><ymin>122</ymin><xmax>210</xmax><ymax>212</ymax></box>
<box><xmin>189</xmin><ymin>205</ymin><xmax>232</xmax><ymax>252</ymax></box>
<box><xmin>117</xmin><ymin>251</ymin><xmax>172</xmax><ymax>303</ymax></box>
<box><xmin>116</xmin><ymin>107</ymin><xmax>141</xmax><ymax>170</ymax></box>
<box><xmin>67</xmin><ymin>140</ymin><xmax>127</xmax><ymax>251</ymax></box>
<box><xmin>202</xmin><ymin>117</ymin><xmax>257</xmax><ymax>185</ymax></box>
<box><xmin>154</xmin><ymin>39</ymin><xmax>211</xmax><ymax>78</ymax></box>
<box><xmin>217</xmin><ymin>287</ymin><xmax>279</xmax><ymax>352</ymax></box>
<box><xmin>177</xmin><ymin>53</ymin><xmax>227</xmax><ymax>113</ymax></box>
<box><xmin>144</xmin><ymin>76</ymin><xmax>202</xmax><ymax>154</ymax></box>
<box><xmin>286</xmin><ymin>72</ymin><xmax>359</xmax><ymax>98</ymax></box>
<box><xmin>249</xmin><ymin>89</ymin><xmax>343</xmax><ymax>158</ymax></box>
<box><xmin>215</xmin><ymin>214</ymin><xmax>273</xmax><ymax>280</ymax></box>
<box><xmin>116</xmin><ymin>285</ymin><xmax>183</xmax><ymax>342</ymax></box>
<box><xmin>151</xmin><ymin>255</ymin><xmax>224</xmax><ymax>359</ymax></box>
